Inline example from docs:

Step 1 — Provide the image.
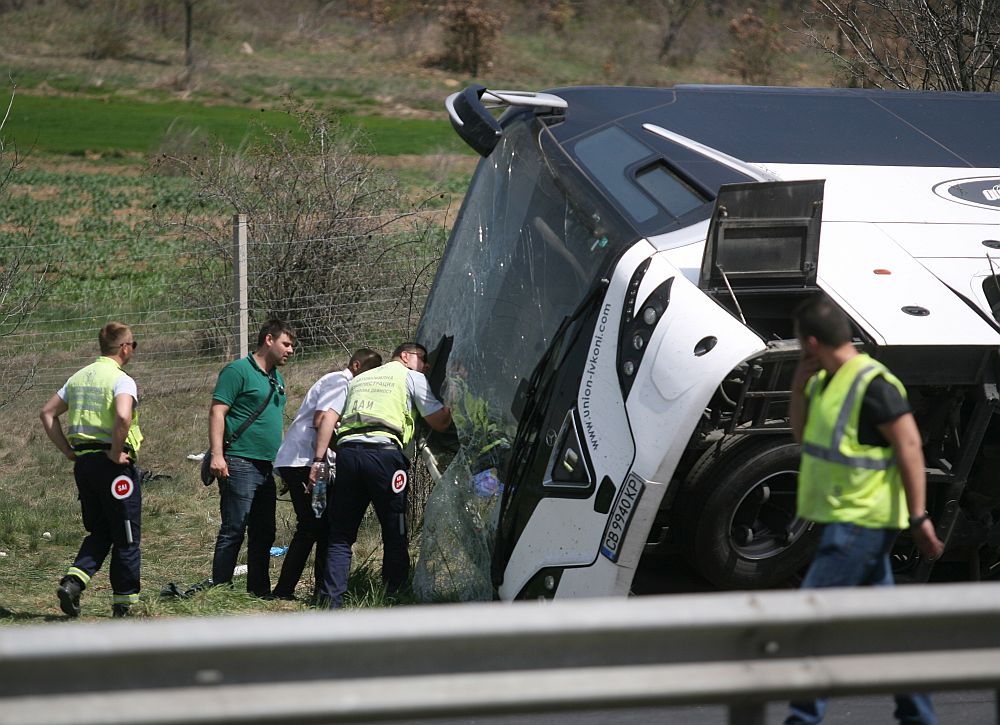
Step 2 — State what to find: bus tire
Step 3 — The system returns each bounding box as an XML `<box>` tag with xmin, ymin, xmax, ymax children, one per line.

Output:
<box><xmin>678</xmin><ymin>439</ymin><xmax>819</xmax><ymax>589</ymax></box>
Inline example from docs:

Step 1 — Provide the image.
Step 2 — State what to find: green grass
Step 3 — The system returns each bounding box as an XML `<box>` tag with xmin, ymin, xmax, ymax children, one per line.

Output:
<box><xmin>4</xmin><ymin>94</ymin><xmax>468</xmax><ymax>157</ymax></box>
<box><xmin>0</xmin><ymin>359</ymin><xmax>428</xmax><ymax>624</ymax></box>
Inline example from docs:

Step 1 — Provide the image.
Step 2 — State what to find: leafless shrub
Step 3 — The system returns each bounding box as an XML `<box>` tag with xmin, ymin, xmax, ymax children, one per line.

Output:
<box><xmin>727</xmin><ymin>6</ymin><xmax>790</xmax><ymax>84</ymax></box>
<box><xmin>84</xmin><ymin>0</ymin><xmax>134</xmax><ymax>59</ymax></box>
<box><xmin>803</xmin><ymin>0</ymin><xmax>1000</xmax><ymax>91</ymax></box>
<box><xmin>435</xmin><ymin>0</ymin><xmax>505</xmax><ymax>76</ymax></box>
<box><xmin>149</xmin><ymin>108</ymin><xmax>443</xmax><ymax>355</ymax></box>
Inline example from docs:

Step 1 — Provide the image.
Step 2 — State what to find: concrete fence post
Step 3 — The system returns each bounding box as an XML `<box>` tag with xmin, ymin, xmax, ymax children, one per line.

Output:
<box><xmin>233</xmin><ymin>213</ymin><xmax>248</xmax><ymax>359</ymax></box>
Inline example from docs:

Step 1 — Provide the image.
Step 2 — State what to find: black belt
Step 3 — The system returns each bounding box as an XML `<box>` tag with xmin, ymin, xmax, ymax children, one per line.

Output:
<box><xmin>339</xmin><ymin>441</ymin><xmax>400</xmax><ymax>451</ymax></box>
<box><xmin>73</xmin><ymin>442</ymin><xmax>135</xmax><ymax>455</ymax></box>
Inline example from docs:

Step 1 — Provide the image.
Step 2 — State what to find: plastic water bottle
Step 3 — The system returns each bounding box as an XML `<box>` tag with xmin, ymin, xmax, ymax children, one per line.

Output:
<box><xmin>311</xmin><ymin>462</ymin><xmax>329</xmax><ymax>518</ymax></box>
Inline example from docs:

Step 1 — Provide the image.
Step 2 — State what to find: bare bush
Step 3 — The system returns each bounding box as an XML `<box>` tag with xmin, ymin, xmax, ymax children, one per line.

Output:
<box><xmin>727</xmin><ymin>6</ymin><xmax>790</xmax><ymax>84</ymax></box>
<box><xmin>84</xmin><ymin>0</ymin><xmax>134</xmax><ymax>59</ymax></box>
<box><xmin>803</xmin><ymin>0</ymin><xmax>1000</xmax><ymax>91</ymax></box>
<box><xmin>150</xmin><ymin>108</ymin><xmax>443</xmax><ymax>355</ymax></box>
<box><xmin>436</xmin><ymin>0</ymin><xmax>505</xmax><ymax>76</ymax></box>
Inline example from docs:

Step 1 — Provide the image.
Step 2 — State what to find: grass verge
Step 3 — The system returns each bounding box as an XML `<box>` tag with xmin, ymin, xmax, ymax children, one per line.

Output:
<box><xmin>5</xmin><ymin>94</ymin><xmax>469</xmax><ymax>157</ymax></box>
<box><xmin>0</xmin><ymin>356</ymin><xmax>427</xmax><ymax>624</ymax></box>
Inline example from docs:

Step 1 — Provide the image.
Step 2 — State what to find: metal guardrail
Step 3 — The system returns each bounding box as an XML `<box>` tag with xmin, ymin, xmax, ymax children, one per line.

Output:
<box><xmin>2</xmin><ymin>582</ymin><xmax>1000</xmax><ymax>724</ymax></box>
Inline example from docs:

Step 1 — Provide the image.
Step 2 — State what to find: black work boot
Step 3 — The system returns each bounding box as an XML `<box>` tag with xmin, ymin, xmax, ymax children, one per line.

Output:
<box><xmin>57</xmin><ymin>576</ymin><xmax>83</xmax><ymax>618</ymax></box>
<box><xmin>111</xmin><ymin>603</ymin><xmax>131</xmax><ymax>618</ymax></box>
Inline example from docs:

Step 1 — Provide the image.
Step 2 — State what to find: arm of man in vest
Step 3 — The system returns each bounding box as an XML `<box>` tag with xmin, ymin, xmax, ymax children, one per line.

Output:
<box><xmin>39</xmin><ymin>394</ymin><xmax>76</xmax><ymax>462</ymax></box>
<box><xmin>423</xmin><ymin>406</ymin><xmax>452</xmax><ymax>432</ymax></box>
<box><xmin>107</xmin><ymin>392</ymin><xmax>133</xmax><ymax>464</ymax></box>
<box><xmin>209</xmin><ymin>402</ymin><xmax>230</xmax><ymax>480</ymax></box>
<box><xmin>879</xmin><ymin>413</ymin><xmax>945</xmax><ymax>560</ymax></box>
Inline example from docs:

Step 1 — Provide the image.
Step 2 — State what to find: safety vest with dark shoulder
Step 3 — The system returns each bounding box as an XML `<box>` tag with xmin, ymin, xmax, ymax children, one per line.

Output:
<box><xmin>337</xmin><ymin>360</ymin><xmax>413</xmax><ymax>448</ymax></box>
<box><xmin>797</xmin><ymin>353</ymin><xmax>907</xmax><ymax>529</ymax></box>
<box><xmin>65</xmin><ymin>356</ymin><xmax>143</xmax><ymax>456</ymax></box>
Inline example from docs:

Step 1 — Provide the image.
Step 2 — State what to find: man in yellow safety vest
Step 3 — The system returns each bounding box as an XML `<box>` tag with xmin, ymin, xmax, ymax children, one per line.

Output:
<box><xmin>317</xmin><ymin>342</ymin><xmax>452</xmax><ymax>608</ymax></box>
<box><xmin>40</xmin><ymin>322</ymin><xmax>143</xmax><ymax>618</ymax></box>
<box><xmin>786</xmin><ymin>294</ymin><xmax>944</xmax><ymax>724</ymax></box>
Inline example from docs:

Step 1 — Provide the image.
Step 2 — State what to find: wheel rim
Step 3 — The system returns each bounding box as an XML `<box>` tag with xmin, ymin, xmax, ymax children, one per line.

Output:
<box><xmin>727</xmin><ymin>468</ymin><xmax>811</xmax><ymax>561</ymax></box>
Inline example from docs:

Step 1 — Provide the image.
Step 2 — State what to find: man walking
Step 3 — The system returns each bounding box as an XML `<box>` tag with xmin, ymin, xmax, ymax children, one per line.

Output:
<box><xmin>208</xmin><ymin>319</ymin><xmax>294</xmax><ymax>597</ymax></box>
<box><xmin>271</xmin><ymin>348</ymin><xmax>382</xmax><ymax>601</ymax></box>
<box><xmin>320</xmin><ymin>342</ymin><xmax>452</xmax><ymax>608</ymax></box>
<box><xmin>786</xmin><ymin>294</ymin><xmax>944</xmax><ymax>725</ymax></box>
<box><xmin>40</xmin><ymin>322</ymin><xmax>143</xmax><ymax>618</ymax></box>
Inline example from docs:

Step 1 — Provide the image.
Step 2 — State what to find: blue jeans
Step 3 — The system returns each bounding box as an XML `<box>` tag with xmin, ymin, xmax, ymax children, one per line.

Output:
<box><xmin>786</xmin><ymin>522</ymin><xmax>937</xmax><ymax>725</ymax></box>
<box><xmin>211</xmin><ymin>455</ymin><xmax>276</xmax><ymax>596</ymax></box>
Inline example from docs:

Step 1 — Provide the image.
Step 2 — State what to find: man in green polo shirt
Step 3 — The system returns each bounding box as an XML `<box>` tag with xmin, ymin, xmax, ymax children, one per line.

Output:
<box><xmin>207</xmin><ymin>319</ymin><xmax>295</xmax><ymax>596</ymax></box>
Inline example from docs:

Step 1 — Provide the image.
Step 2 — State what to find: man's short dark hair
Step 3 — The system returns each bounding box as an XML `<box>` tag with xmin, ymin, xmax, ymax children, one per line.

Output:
<box><xmin>99</xmin><ymin>322</ymin><xmax>131</xmax><ymax>355</ymax></box>
<box><xmin>256</xmin><ymin>319</ymin><xmax>296</xmax><ymax>347</ymax></box>
<box><xmin>793</xmin><ymin>294</ymin><xmax>853</xmax><ymax>347</ymax></box>
<box><xmin>350</xmin><ymin>348</ymin><xmax>382</xmax><ymax>373</ymax></box>
<box><xmin>391</xmin><ymin>342</ymin><xmax>427</xmax><ymax>360</ymax></box>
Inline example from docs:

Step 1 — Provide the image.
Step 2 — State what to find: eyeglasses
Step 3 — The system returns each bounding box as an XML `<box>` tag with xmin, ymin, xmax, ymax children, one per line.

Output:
<box><xmin>121</xmin><ymin>341</ymin><xmax>138</xmax><ymax>350</ymax></box>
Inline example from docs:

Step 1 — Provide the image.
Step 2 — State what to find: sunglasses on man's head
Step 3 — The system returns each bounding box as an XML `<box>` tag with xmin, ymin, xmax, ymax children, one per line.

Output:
<box><xmin>121</xmin><ymin>341</ymin><xmax>138</xmax><ymax>350</ymax></box>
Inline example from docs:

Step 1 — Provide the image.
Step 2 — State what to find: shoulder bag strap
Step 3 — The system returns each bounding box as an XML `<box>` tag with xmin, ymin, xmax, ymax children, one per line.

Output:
<box><xmin>223</xmin><ymin>373</ymin><xmax>277</xmax><ymax>450</ymax></box>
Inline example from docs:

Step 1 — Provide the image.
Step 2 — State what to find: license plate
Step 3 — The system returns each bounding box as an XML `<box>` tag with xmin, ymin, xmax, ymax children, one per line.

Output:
<box><xmin>600</xmin><ymin>474</ymin><xmax>645</xmax><ymax>562</ymax></box>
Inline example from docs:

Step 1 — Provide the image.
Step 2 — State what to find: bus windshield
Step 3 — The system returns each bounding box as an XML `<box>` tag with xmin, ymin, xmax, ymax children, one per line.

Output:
<box><xmin>419</xmin><ymin>113</ymin><xmax>629</xmax><ymax>453</ymax></box>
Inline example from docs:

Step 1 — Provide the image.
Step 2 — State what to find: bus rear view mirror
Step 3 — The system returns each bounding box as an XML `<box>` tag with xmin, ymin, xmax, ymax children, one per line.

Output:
<box><xmin>446</xmin><ymin>84</ymin><xmax>503</xmax><ymax>157</ymax></box>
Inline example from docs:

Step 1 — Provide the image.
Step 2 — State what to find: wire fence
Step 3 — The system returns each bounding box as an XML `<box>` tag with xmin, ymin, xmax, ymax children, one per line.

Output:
<box><xmin>1</xmin><ymin>208</ymin><xmax>451</xmax><ymax>408</ymax></box>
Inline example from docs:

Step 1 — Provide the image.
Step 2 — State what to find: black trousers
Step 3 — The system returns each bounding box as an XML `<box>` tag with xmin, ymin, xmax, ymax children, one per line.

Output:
<box><xmin>70</xmin><ymin>453</ymin><xmax>142</xmax><ymax>596</ymax></box>
<box><xmin>322</xmin><ymin>443</ymin><xmax>409</xmax><ymax>608</ymax></box>
<box><xmin>273</xmin><ymin>466</ymin><xmax>328</xmax><ymax>598</ymax></box>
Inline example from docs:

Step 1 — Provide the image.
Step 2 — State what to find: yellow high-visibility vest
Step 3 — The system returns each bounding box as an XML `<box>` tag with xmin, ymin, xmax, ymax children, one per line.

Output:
<box><xmin>65</xmin><ymin>357</ymin><xmax>142</xmax><ymax>456</ymax></box>
<box><xmin>797</xmin><ymin>353</ymin><xmax>907</xmax><ymax>529</ymax></box>
<box><xmin>337</xmin><ymin>361</ymin><xmax>413</xmax><ymax>448</ymax></box>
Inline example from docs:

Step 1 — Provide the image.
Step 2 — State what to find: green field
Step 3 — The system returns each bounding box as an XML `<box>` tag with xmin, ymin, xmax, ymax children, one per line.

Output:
<box><xmin>5</xmin><ymin>94</ymin><xmax>467</xmax><ymax>157</ymax></box>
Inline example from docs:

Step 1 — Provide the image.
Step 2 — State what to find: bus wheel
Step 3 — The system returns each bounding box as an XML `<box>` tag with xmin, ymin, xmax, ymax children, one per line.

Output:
<box><xmin>680</xmin><ymin>440</ymin><xmax>819</xmax><ymax>589</ymax></box>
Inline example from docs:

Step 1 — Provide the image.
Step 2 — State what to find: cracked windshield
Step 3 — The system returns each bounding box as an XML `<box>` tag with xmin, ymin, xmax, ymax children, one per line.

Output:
<box><xmin>414</xmin><ymin>114</ymin><xmax>623</xmax><ymax>601</ymax></box>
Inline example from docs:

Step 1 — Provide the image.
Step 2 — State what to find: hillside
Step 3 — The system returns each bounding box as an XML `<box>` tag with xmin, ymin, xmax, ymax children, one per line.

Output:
<box><xmin>0</xmin><ymin>0</ymin><xmax>840</xmax><ymax>623</ymax></box>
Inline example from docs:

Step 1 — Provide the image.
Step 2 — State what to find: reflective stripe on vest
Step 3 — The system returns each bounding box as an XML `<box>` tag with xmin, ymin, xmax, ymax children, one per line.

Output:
<box><xmin>337</xmin><ymin>361</ymin><xmax>413</xmax><ymax>448</ymax></box>
<box><xmin>797</xmin><ymin>353</ymin><xmax>907</xmax><ymax>528</ymax></box>
<box><xmin>800</xmin><ymin>363</ymin><xmax>894</xmax><ymax>471</ymax></box>
<box><xmin>65</xmin><ymin>357</ymin><xmax>142</xmax><ymax>455</ymax></box>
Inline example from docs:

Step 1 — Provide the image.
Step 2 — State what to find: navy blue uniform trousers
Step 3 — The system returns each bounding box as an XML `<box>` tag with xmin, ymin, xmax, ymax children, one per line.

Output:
<box><xmin>322</xmin><ymin>443</ymin><xmax>408</xmax><ymax>608</ymax></box>
<box><xmin>71</xmin><ymin>453</ymin><xmax>141</xmax><ymax>596</ymax></box>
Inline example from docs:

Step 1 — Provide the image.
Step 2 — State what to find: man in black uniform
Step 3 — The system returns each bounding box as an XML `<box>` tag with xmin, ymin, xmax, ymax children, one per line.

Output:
<box><xmin>318</xmin><ymin>342</ymin><xmax>452</xmax><ymax>608</ymax></box>
<box><xmin>40</xmin><ymin>322</ymin><xmax>143</xmax><ymax>618</ymax></box>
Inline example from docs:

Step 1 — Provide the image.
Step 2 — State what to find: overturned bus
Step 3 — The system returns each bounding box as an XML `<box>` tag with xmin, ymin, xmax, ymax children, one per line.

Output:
<box><xmin>414</xmin><ymin>84</ymin><xmax>1000</xmax><ymax>601</ymax></box>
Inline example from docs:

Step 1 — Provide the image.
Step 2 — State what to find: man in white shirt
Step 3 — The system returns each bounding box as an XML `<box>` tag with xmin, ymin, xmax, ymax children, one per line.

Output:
<box><xmin>271</xmin><ymin>349</ymin><xmax>382</xmax><ymax>600</ymax></box>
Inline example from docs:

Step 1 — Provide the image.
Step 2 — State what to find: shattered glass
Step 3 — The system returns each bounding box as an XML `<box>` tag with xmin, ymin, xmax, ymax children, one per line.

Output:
<box><xmin>413</xmin><ymin>114</ymin><xmax>621</xmax><ymax>601</ymax></box>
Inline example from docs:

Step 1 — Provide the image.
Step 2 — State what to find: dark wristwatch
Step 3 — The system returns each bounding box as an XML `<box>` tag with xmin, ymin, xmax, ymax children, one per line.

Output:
<box><xmin>908</xmin><ymin>513</ymin><xmax>931</xmax><ymax>528</ymax></box>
